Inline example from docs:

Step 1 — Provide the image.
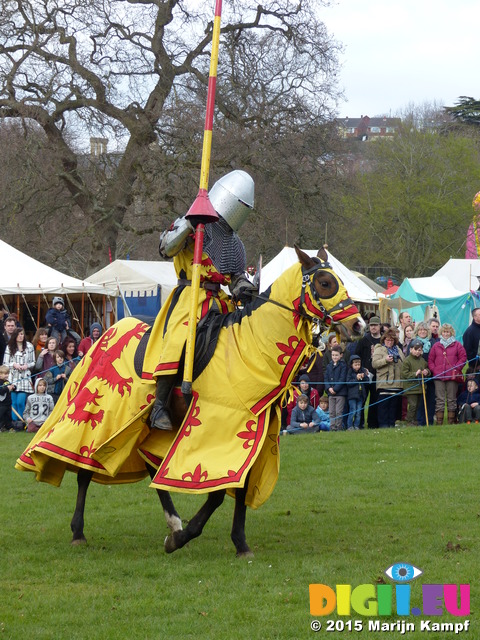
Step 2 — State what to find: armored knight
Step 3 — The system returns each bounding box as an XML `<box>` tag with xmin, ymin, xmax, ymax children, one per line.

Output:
<box><xmin>149</xmin><ymin>170</ymin><xmax>256</xmax><ymax>430</ymax></box>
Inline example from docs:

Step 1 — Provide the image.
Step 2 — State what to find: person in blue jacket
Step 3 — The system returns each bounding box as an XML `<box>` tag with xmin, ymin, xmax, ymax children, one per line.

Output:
<box><xmin>287</xmin><ymin>394</ymin><xmax>318</xmax><ymax>434</ymax></box>
<box><xmin>324</xmin><ymin>344</ymin><xmax>348</xmax><ymax>431</ymax></box>
<box><xmin>346</xmin><ymin>354</ymin><xmax>369</xmax><ymax>430</ymax></box>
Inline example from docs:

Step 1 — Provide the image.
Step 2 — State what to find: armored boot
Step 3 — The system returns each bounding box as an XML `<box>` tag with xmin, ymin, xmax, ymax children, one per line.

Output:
<box><xmin>150</xmin><ymin>375</ymin><xmax>176</xmax><ymax>430</ymax></box>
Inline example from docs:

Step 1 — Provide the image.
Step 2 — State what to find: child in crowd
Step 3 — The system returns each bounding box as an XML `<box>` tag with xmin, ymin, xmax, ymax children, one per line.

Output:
<box><xmin>0</xmin><ymin>364</ymin><xmax>15</xmax><ymax>432</ymax></box>
<box><xmin>23</xmin><ymin>377</ymin><xmax>54</xmax><ymax>433</ymax></box>
<box><xmin>314</xmin><ymin>395</ymin><xmax>330</xmax><ymax>431</ymax></box>
<box><xmin>324</xmin><ymin>345</ymin><xmax>348</xmax><ymax>431</ymax></box>
<box><xmin>457</xmin><ymin>379</ymin><xmax>480</xmax><ymax>424</ymax></box>
<box><xmin>45</xmin><ymin>350</ymin><xmax>70</xmax><ymax>403</ymax></box>
<box><xmin>284</xmin><ymin>373</ymin><xmax>321</xmax><ymax>427</ymax></box>
<box><xmin>45</xmin><ymin>297</ymin><xmax>73</xmax><ymax>343</ymax></box>
<box><xmin>401</xmin><ymin>339</ymin><xmax>430</xmax><ymax>426</ymax></box>
<box><xmin>287</xmin><ymin>394</ymin><xmax>318</xmax><ymax>434</ymax></box>
<box><xmin>346</xmin><ymin>354</ymin><xmax>368</xmax><ymax>430</ymax></box>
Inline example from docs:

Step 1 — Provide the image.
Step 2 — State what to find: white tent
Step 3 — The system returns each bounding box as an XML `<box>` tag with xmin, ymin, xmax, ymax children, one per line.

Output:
<box><xmin>396</xmin><ymin>275</ymin><xmax>469</xmax><ymax>299</ymax></box>
<box><xmin>88</xmin><ymin>259</ymin><xmax>177</xmax><ymax>317</ymax></box>
<box><xmin>0</xmin><ymin>239</ymin><xmax>114</xmax><ymax>295</ymax></box>
<box><xmin>433</xmin><ymin>259</ymin><xmax>480</xmax><ymax>292</ymax></box>
<box><xmin>260</xmin><ymin>247</ymin><xmax>379</xmax><ymax>304</ymax></box>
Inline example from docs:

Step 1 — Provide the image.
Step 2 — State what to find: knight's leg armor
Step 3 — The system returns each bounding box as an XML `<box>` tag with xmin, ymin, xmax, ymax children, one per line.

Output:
<box><xmin>150</xmin><ymin>375</ymin><xmax>176</xmax><ymax>430</ymax></box>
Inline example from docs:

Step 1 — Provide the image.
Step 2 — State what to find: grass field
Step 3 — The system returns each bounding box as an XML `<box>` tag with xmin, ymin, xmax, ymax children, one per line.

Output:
<box><xmin>2</xmin><ymin>425</ymin><xmax>478</xmax><ymax>640</ymax></box>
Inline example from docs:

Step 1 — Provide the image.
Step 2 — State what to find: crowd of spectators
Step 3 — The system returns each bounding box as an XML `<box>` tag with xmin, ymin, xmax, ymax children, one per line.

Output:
<box><xmin>282</xmin><ymin>308</ymin><xmax>480</xmax><ymax>433</ymax></box>
<box><xmin>3</xmin><ymin>297</ymin><xmax>480</xmax><ymax>435</ymax></box>
<box><xmin>0</xmin><ymin>298</ymin><xmax>101</xmax><ymax>433</ymax></box>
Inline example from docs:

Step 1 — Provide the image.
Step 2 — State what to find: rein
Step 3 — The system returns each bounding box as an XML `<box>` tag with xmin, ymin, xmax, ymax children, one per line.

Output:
<box><xmin>252</xmin><ymin>290</ymin><xmax>323</xmax><ymax>323</ymax></box>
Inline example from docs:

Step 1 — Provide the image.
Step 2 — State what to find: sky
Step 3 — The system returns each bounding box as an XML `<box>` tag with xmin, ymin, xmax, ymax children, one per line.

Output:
<box><xmin>321</xmin><ymin>0</ymin><xmax>479</xmax><ymax>119</ymax></box>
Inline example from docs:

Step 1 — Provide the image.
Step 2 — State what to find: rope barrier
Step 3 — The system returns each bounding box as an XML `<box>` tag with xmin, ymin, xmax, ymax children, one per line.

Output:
<box><xmin>284</xmin><ymin>356</ymin><xmax>479</xmax><ymax>427</ymax></box>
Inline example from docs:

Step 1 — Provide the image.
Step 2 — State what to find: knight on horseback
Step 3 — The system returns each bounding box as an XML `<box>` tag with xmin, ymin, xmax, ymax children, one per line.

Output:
<box><xmin>149</xmin><ymin>169</ymin><xmax>256</xmax><ymax>430</ymax></box>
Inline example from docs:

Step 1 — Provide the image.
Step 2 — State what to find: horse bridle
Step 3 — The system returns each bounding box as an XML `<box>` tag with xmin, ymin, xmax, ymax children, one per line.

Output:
<box><xmin>252</xmin><ymin>259</ymin><xmax>356</xmax><ymax>332</ymax></box>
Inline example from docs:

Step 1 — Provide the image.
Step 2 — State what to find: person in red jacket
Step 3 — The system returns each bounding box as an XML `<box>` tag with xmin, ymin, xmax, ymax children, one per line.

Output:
<box><xmin>428</xmin><ymin>323</ymin><xmax>467</xmax><ymax>424</ymax></box>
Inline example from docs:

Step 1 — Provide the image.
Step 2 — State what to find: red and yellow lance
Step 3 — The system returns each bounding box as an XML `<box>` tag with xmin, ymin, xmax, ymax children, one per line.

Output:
<box><xmin>181</xmin><ymin>0</ymin><xmax>222</xmax><ymax>396</ymax></box>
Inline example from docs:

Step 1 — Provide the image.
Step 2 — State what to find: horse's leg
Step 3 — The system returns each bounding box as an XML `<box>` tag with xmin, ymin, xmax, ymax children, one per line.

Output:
<box><xmin>70</xmin><ymin>469</ymin><xmax>93</xmax><ymax>545</ymax></box>
<box><xmin>164</xmin><ymin>489</ymin><xmax>226</xmax><ymax>554</ymax></box>
<box><xmin>231</xmin><ymin>483</ymin><xmax>254</xmax><ymax>558</ymax></box>
<box><xmin>146</xmin><ymin>463</ymin><xmax>183</xmax><ymax>535</ymax></box>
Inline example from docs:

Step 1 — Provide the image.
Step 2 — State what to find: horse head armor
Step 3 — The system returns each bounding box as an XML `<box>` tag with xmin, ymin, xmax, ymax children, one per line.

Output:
<box><xmin>295</xmin><ymin>246</ymin><xmax>365</xmax><ymax>339</ymax></box>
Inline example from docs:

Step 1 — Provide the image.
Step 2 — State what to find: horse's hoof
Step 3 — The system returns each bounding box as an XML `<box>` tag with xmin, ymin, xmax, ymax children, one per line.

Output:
<box><xmin>236</xmin><ymin>549</ymin><xmax>254</xmax><ymax>559</ymax></box>
<box><xmin>164</xmin><ymin>533</ymin><xmax>178</xmax><ymax>554</ymax></box>
<box><xmin>71</xmin><ymin>537</ymin><xmax>87</xmax><ymax>546</ymax></box>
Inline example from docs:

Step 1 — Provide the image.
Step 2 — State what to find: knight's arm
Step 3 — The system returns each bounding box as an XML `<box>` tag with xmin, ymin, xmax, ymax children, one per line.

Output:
<box><xmin>159</xmin><ymin>217</ymin><xmax>194</xmax><ymax>259</ymax></box>
<box><xmin>229</xmin><ymin>273</ymin><xmax>258</xmax><ymax>304</ymax></box>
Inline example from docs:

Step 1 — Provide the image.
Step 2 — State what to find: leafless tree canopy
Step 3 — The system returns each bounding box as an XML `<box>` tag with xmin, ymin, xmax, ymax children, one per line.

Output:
<box><xmin>0</xmin><ymin>0</ymin><xmax>342</xmax><ymax>275</ymax></box>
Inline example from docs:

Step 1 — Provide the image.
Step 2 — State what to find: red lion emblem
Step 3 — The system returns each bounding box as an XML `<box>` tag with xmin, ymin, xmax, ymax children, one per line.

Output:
<box><xmin>63</xmin><ymin>322</ymin><xmax>148</xmax><ymax>428</ymax></box>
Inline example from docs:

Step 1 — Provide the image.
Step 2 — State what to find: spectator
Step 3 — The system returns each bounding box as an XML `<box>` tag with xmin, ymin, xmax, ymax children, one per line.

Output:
<box><xmin>313</xmin><ymin>395</ymin><xmax>330</xmax><ymax>432</ymax></box>
<box><xmin>45</xmin><ymin>297</ymin><xmax>73</xmax><ymax>344</ymax></box>
<box><xmin>414</xmin><ymin>322</ymin><xmax>435</xmax><ymax>425</ymax></box>
<box><xmin>295</xmin><ymin>335</ymin><xmax>324</xmax><ymax>396</ymax></box>
<box><xmin>0</xmin><ymin>364</ymin><xmax>15</xmax><ymax>432</ymax></box>
<box><xmin>298</xmin><ymin>374</ymin><xmax>320</xmax><ymax>409</ymax></box>
<box><xmin>34</xmin><ymin>336</ymin><xmax>58</xmax><ymax>376</ymax></box>
<box><xmin>61</xmin><ymin>336</ymin><xmax>80</xmax><ymax>374</ymax></box>
<box><xmin>401</xmin><ymin>339</ymin><xmax>430</xmax><ymax>426</ymax></box>
<box><xmin>414</xmin><ymin>322</ymin><xmax>433</xmax><ymax>355</ymax></box>
<box><xmin>32</xmin><ymin>327</ymin><xmax>49</xmax><ymax>359</ymax></box>
<box><xmin>322</xmin><ymin>333</ymin><xmax>348</xmax><ymax>372</ymax></box>
<box><xmin>2</xmin><ymin>315</ymin><xmax>17</xmax><ymax>345</ymax></box>
<box><xmin>287</xmin><ymin>394</ymin><xmax>318</xmax><ymax>434</ymax></box>
<box><xmin>324</xmin><ymin>345</ymin><xmax>348</xmax><ymax>431</ymax></box>
<box><xmin>427</xmin><ymin>318</ymin><xmax>440</xmax><ymax>342</ymax></box>
<box><xmin>457</xmin><ymin>378</ymin><xmax>480</xmax><ymax>424</ymax></box>
<box><xmin>463</xmin><ymin>307</ymin><xmax>480</xmax><ymax>369</ymax></box>
<box><xmin>23</xmin><ymin>377</ymin><xmax>54</xmax><ymax>433</ymax></box>
<box><xmin>3</xmin><ymin>327</ymin><xmax>35</xmax><ymax>424</ymax></box>
<box><xmin>355</xmin><ymin>315</ymin><xmax>383</xmax><ymax>428</ymax></box>
<box><xmin>428</xmin><ymin>323</ymin><xmax>467</xmax><ymax>425</ymax></box>
<box><xmin>285</xmin><ymin>373</ymin><xmax>320</xmax><ymax>427</ymax></box>
<box><xmin>397</xmin><ymin>312</ymin><xmax>412</xmax><ymax>344</ymax></box>
<box><xmin>44</xmin><ymin>349</ymin><xmax>71</xmax><ymax>403</ymax></box>
<box><xmin>372</xmin><ymin>328</ymin><xmax>404</xmax><ymax>428</ymax></box>
<box><xmin>401</xmin><ymin>324</ymin><xmax>415</xmax><ymax>355</ymax></box>
<box><xmin>346</xmin><ymin>354</ymin><xmax>368</xmax><ymax>430</ymax></box>
<box><xmin>78</xmin><ymin>322</ymin><xmax>102</xmax><ymax>357</ymax></box>
<box><xmin>380</xmin><ymin>322</ymin><xmax>392</xmax><ymax>335</ymax></box>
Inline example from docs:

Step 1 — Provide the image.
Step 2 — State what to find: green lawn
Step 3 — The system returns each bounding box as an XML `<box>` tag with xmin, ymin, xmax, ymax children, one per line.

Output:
<box><xmin>2</xmin><ymin>425</ymin><xmax>478</xmax><ymax>639</ymax></box>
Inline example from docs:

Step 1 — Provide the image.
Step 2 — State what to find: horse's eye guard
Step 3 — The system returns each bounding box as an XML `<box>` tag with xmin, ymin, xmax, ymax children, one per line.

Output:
<box><xmin>312</xmin><ymin>270</ymin><xmax>340</xmax><ymax>300</ymax></box>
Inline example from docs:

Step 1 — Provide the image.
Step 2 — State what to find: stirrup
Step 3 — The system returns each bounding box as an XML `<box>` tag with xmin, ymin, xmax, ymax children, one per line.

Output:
<box><xmin>150</xmin><ymin>403</ymin><xmax>173</xmax><ymax>431</ymax></box>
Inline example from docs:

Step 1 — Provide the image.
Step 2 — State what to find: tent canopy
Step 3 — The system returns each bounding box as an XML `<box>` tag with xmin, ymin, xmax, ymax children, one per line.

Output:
<box><xmin>434</xmin><ymin>258</ymin><xmax>480</xmax><ymax>292</ymax></box>
<box><xmin>0</xmin><ymin>239</ymin><xmax>114</xmax><ymax>295</ymax></box>
<box><xmin>260</xmin><ymin>247</ymin><xmax>379</xmax><ymax>303</ymax></box>
<box><xmin>389</xmin><ymin>276</ymin><xmax>477</xmax><ymax>336</ymax></box>
<box><xmin>88</xmin><ymin>260</ymin><xmax>177</xmax><ymax>313</ymax></box>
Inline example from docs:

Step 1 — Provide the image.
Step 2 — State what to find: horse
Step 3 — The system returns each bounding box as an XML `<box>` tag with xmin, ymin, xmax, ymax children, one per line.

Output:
<box><xmin>16</xmin><ymin>247</ymin><xmax>365</xmax><ymax>556</ymax></box>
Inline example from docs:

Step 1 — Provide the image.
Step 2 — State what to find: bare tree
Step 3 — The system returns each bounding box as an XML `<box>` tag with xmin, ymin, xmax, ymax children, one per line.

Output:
<box><xmin>0</xmin><ymin>0</ymin><xmax>342</xmax><ymax>274</ymax></box>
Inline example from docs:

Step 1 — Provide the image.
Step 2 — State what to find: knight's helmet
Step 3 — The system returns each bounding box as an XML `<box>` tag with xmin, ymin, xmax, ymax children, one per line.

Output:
<box><xmin>209</xmin><ymin>170</ymin><xmax>254</xmax><ymax>232</ymax></box>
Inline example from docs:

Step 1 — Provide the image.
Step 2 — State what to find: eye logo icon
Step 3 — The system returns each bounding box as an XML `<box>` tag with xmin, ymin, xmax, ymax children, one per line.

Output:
<box><xmin>385</xmin><ymin>563</ymin><xmax>423</xmax><ymax>582</ymax></box>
